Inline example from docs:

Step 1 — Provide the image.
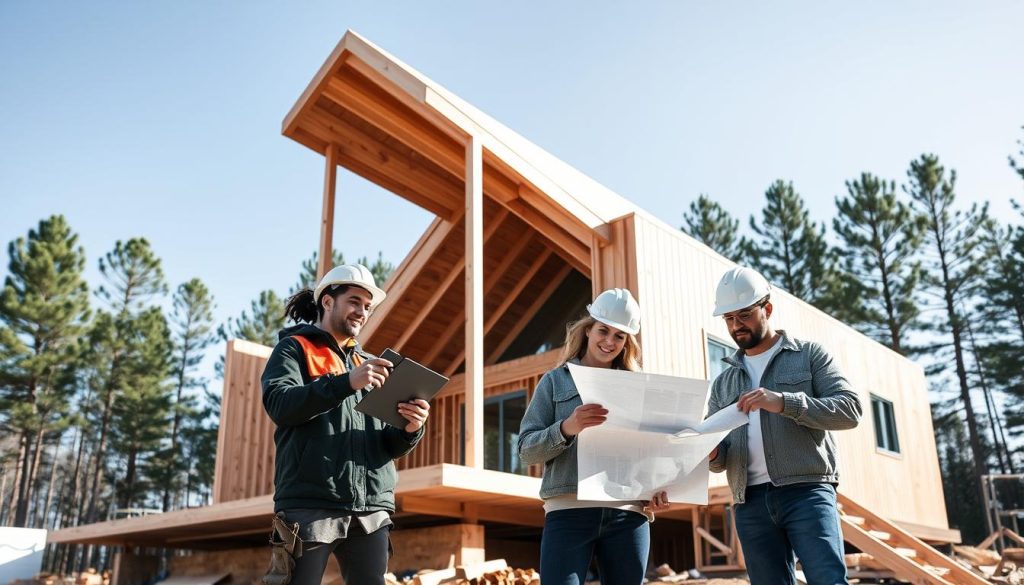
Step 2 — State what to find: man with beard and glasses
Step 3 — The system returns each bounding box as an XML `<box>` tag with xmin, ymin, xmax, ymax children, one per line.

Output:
<box><xmin>261</xmin><ymin>264</ymin><xmax>430</xmax><ymax>585</ymax></box>
<box><xmin>705</xmin><ymin>266</ymin><xmax>862</xmax><ymax>585</ymax></box>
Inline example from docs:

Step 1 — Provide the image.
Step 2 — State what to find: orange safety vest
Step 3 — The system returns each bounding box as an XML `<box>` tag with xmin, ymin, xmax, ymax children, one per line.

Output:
<box><xmin>292</xmin><ymin>335</ymin><xmax>363</xmax><ymax>378</ymax></box>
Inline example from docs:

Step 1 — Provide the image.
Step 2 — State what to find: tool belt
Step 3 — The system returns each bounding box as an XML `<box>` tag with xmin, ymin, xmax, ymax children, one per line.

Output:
<box><xmin>262</xmin><ymin>513</ymin><xmax>303</xmax><ymax>585</ymax></box>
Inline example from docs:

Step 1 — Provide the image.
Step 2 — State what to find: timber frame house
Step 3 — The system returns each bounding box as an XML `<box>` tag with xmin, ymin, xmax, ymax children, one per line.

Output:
<box><xmin>51</xmin><ymin>31</ymin><xmax>969</xmax><ymax>584</ymax></box>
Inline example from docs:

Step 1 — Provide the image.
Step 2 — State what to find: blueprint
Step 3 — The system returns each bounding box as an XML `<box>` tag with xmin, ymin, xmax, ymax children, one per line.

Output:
<box><xmin>567</xmin><ymin>363</ymin><xmax>748</xmax><ymax>505</ymax></box>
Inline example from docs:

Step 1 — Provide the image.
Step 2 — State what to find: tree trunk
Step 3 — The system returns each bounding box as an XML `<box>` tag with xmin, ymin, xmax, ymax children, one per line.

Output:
<box><xmin>13</xmin><ymin>429</ymin><xmax>34</xmax><ymax>526</ymax></box>
<box><xmin>937</xmin><ymin>243</ymin><xmax>987</xmax><ymax>504</ymax></box>
<box><xmin>85</xmin><ymin>389</ymin><xmax>116</xmax><ymax>523</ymax></box>
<box><xmin>39</xmin><ymin>441</ymin><xmax>61</xmax><ymax>528</ymax></box>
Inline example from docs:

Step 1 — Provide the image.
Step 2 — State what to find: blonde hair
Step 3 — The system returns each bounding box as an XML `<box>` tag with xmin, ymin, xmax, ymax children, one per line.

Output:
<box><xmin>558</xmin><ymin>316</ymin><xmax>642</xmax><ymax>371</ymax></box>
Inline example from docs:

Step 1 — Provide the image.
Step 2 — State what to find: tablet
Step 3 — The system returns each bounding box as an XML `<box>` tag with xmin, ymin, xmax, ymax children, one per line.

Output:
<box><xmin>354</xmin><ymin>348</ymin><xmax>449</xmax><ymax>428</ymax></box>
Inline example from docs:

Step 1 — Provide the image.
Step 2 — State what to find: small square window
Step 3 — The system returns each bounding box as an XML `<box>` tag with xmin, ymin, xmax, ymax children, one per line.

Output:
<box><xmin>871</xmin><ymin>395</ymin><xmax>900</xmax><ymax>454</ymax></box>
<box><xmin>707</xmin><ymin>338</ymin><xmax>734</xmax><ymax>381</ymax></box>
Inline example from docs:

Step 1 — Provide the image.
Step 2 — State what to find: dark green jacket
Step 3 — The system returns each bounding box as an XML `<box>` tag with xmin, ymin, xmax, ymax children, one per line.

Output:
<box><xmin>261</xmin><ymin>324</ymin><xmax>424</xmax><ymax>513</ymax></box>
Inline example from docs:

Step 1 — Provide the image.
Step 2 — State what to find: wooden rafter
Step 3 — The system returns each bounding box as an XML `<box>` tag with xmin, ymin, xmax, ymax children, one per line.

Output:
<box><xmin>303</xmin><ymin>105</ymin><xmax>461</xmax><ymax>218</ymax></box>
<box><xmin>323</xmin><ymin>69</ymin><xmax>464</xmax><ymax>179</ymax></box>
<box><xmin>392</xmin><ymin>209</ymin><xmax>509</xmax><ymax>353</ymax></box>
<box><xmin>486</xmin><ymin>264</ymin><xmax>572</xmax><ymax>364</ymax></box>
<box><xmin>443</xmin><ymin>248</ymin><xmax>554</xmax><ymax>377</ymax></box>
<box><xmin>361</xmin><ymin>217</ymin><xmax>457</xmax><ymax>342</ymax></box>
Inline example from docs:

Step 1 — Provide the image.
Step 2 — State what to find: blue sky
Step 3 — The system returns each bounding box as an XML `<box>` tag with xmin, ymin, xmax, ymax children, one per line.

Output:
<box><xmin>2</xmin><ymin>2</ymin><xmax>1023</xmax><ymax>366</ymax></box>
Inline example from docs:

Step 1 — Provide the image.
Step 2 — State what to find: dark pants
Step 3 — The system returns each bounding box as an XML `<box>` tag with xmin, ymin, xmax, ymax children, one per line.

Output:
<box><xmin>291</xmin><ymin>523</ymin><xmax>390</xmax><ymax>585</ymax></box>
<box><xmin>734</xmin><ymin>483</ymin><xmax>848</xmax><ymax>585</ymax></box>
<box><xmin>540</xmin><ymin>507</ymin><xmax>650</xmax><ymax>585</ymax></box>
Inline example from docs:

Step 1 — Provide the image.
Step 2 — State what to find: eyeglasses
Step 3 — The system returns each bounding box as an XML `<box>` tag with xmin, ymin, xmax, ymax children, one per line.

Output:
<box><xmin>722</xmin><ymin>299</ymin><xmax>768</xmax><ymax>326</ymax></box>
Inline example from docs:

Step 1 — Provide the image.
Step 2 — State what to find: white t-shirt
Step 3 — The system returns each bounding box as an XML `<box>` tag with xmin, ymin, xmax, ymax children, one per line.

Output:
<box><xmin>741</xmin><ymin>336</ymin><xmax>783</xmax><ymax>486</ymax></box>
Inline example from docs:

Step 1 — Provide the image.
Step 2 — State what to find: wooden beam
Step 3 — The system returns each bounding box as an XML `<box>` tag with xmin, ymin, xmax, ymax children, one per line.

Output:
<box><xmin>318</xmin><ymin>144</ymin><xmax>338</xmax><ymax>280</ymax></box>
<box><xmin>464</xmin><ymin>135</ymin><xmax>484</xmax><ymax>469</ymax></box>
<box><xmin>696</xmin><ymin>526</ymin><xmax>733</xmax><ymax>556</ymax></box>
<box><xmin>505</xmin><ymin>198</ymin><xmax>590</xmax><ymax>276</ymax></box>
<box><xmin>486</xmin><ymin>264</ymin><xmax>572</xmax><ymax>364</ymax></box>
<box><xmin>324</xmin><ymin>70</ymin><xmax>464</xmax><ymax>179</ymax></box>
<box><xmin>393</xmin><ymin>209</ymin><xmax>509</xmax><ymax>354</ymax></box>
<box><xmin>303</xmin><ymin>106</ymin><xmax>461</xmax><ymax>218</ymax></box>
<box><xmin>443</xmin><ymin>248</ymin><xmax>553</xmax><ymax>377</ymax></box>
<box><xmin>484</xmin><ymin>249</ymin><xmax>553</xmax><ymax>333</ymax></box>
<box><xmin>361</xmin><ymin>217</ymin><xmax>455</xmax><ymax>342</ymax></box>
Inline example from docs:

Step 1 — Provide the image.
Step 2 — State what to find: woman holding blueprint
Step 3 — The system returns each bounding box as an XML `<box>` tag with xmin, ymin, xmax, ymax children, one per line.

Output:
<box><xmin>518</xmin><ymin>288</ymin><xmax>670</xmax><ymax>585</ymax></box>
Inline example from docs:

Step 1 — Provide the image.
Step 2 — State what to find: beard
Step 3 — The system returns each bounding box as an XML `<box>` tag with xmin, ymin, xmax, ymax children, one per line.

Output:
<box><xmin>730</xmin><ymin>326</ymin><xmax>764</xmax><ymax>350</ymax></box>
<box><xmin>331</xmin><ymin>312</ymin><xmax>362</xmax><ymax>339</ymax></box>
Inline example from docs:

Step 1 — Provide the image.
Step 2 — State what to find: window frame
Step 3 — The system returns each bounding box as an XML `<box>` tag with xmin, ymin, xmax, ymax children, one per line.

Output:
<box><xmin>870</xmin><ymin>393</ymin><xmax>901</xmax><ymax>457</ymax></box>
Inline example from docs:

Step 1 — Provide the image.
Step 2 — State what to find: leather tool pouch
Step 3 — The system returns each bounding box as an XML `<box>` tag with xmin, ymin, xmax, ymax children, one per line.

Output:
<box><xmin>262</xmin><ymin>513</ymin><xmax>304</xmax><ymax>585</ymax></box>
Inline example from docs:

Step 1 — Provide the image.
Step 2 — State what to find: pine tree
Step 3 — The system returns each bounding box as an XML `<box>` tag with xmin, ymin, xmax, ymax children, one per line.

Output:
<box><xmin>151</xmin><ymin>279</ymin><xmax>216</xmax><ymax>511</ymax></box>
<box><xmin>218</xmin><ymin>290</ymin><xmax>285</xmax><ymax>347</ymax></box>
<box><xmin>832</xmin><ymin>173</ymin><xmax>926</xmax><ymax>353</ymax></box>
<box><xmin>82</xmin><ymin>238</ymin><xmax>167</xmax><ymax>523</ymax></box>
<box><xmin>978</xmin><ymin>208</ymin><xmax>1024</xmax><ymax>468</ymax></box>
<box><xmin>180</xmin><ymin>389</ymin><xmax>218</xmax><ymax>507</ymax></box>
<box><xmin>0</xmin><ymin>216</ymin><xmax>90</xmax><ymax>527</ymax></box>
<box><xmin>110</xmin><ymin>307</ymin><xmax>172</xmax><ymax>512</ymax></box>
<box><xmin>743</xmin><ymin>180</ymin><xmax>843</xmax><ymax>312</ymax></box>
<box><xmin>904</xmin><ymin>154</ymin><xmax>989</xmax><ymax>502</ymax></box>
<box><xmin>681</xmin><ymin>195</ymin><xmax>742</xmax><ymax>260</ymax></box>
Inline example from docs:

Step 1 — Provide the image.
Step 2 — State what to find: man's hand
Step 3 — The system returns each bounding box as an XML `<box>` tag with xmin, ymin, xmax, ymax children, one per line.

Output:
<box><xmin>398</xmin><ymin>398</ymin><xmax>430</xmax><ymax>433</ymax></box>
<box><xmin>560</xmin><ymin>403</ymin><xmax>608</xmax><ymax>438</ymax></box>
<box><xmin>736</xmin><ymin>387</ymin><xmax>784</xmax><ymax>414</ymax></box>
<box><xmin>644</xmin><ymin>490</ymin><xmax>671</xmax><ymax>513</ymax></box>
<box><xmin>349</xmin><ymin>358</ymin><xmax>393</xmax><ymax>390</ymax></box>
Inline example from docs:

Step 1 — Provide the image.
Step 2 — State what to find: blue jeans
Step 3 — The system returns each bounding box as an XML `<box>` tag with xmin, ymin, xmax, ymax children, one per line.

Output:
<box><xmin>734</xmin><ymin>483</ymin><xmax>848</xmax><ymax>585</ymax></box>
<box><xmin>540</xmin><ymin>507</ymin><xmax>650</xmax><ymax>585</ymax></box>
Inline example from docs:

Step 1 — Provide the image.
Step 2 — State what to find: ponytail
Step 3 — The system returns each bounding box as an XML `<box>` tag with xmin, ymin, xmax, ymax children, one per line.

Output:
<box><xmin>285</xmin><ymin>289</ymin><xmax>319</xmax><ymax>323</ymax></box>
<box><xmin>285</xmin><ymin>284</ymin><xmax>354</xmax><ymax>324</ymax></box>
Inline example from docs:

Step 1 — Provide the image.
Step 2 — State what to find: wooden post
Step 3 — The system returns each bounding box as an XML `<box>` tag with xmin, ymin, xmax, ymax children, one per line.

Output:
<box><xmin>318</xmin><ymin>144</ymin><xmax>338</xmax><ymax>280</ymax></box>
<box><xmin>464</xmin><ymin>135</ymin><xmax>484</xmax><ymax>469</ymax></box>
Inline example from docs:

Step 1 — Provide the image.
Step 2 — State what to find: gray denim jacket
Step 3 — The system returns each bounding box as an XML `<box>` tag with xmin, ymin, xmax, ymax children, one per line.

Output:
<box><xmin>708</xmin><ymin>331</ymin><xmax>862</xmax><ymax>504</ymax></box>
<box><xmin>517</xmin><ymin>362</ymin><xmax>585</xmax><ymax>499</ymax></box>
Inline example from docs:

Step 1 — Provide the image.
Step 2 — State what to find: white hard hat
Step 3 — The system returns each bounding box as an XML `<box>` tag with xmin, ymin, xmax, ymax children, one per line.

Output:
<box><xmin>314</xmin><ymin>264</ymin><xmax>387</xmax><ymax>306</ymax></box>
<box><xmin>588</xmin><ymin>288</ymin><xmax>641</xmax><ymax>335</ymax></box>
<box><xmin>712</xmin><ymin>266</ymin><xmax>771</xmax><ymax>316</ymax></box>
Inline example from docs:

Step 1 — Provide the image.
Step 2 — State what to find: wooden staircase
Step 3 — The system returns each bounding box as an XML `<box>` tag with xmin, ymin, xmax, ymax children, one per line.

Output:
<box><xmin>838</xmin><ymin>493</ymin><xmax>987</xmax><ymax>585</ymax></box>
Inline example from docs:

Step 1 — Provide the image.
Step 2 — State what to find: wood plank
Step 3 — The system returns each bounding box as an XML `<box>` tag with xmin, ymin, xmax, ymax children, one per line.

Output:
<box><xmin>841</xmin><ymin>517</ymin><xmax>954</xmax><ymax>585</ymax></box>
<box><xmin>696</xmin><ymin>526</ymin><xmax>733</xmax><ymax>556</ymax></box>
<box><xmin>318</xmin><ymin>144</ymin><xmax>338</xmax><ymax>280</ymax></box>
<box><xmin>838</xmin><ymin>493</ymin><xmax>987</xmax><ymax>585</ymax></box>
<box><xmin>486</xmin><ymin>264</ymin><xmax>572</xmax><ymax>364</ymax></box>
<box><xmin>464</xmin><ymin>135</ymin><xmax>484</xmax><ymax>469</ymax></box>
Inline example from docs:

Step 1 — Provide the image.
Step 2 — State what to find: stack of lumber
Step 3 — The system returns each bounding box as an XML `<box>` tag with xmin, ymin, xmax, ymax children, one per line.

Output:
<box><xmin>408</xmin><ymin>559</ymin><xmax>539</xmax><ymax>585</ymax></box>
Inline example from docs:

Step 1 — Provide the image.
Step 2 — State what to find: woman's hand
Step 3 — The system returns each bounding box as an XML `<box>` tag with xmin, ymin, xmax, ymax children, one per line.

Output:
<box><xmin>560</xmin><ymin>403</ymin><xmax>608</xmax><ymax>438</ymax></box>
<box><xmin>644</xmin><ymin>490</ymin><xmax>671</xmax><ymax>513</ymax></box>
<box><xmin>398</xmin><ymin>399</ymin><xmax>430</xmax><ymax>433</ymax></box>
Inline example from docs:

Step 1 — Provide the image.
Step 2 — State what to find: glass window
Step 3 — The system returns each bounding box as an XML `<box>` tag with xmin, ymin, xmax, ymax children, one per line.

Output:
<box><xmin>461</xmin><ymin>391</ymin><xmax>530</xmax><ymax>475</ymax></box>
<box><xmin>871</xmin><ymin>395</ymin><xmax>900</xmax><ymax>454</ymax></box>
<box><xmin>707</xmin><ymin>338</ymin><xmax>733</xmax><ymax>381</ymax></box>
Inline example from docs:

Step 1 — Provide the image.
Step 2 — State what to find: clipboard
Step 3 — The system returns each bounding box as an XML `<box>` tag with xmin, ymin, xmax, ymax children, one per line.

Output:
<box><xmin>354</xmin><ymin>348</ymin><xmax>449</xmax><ymax>428</ymax></box>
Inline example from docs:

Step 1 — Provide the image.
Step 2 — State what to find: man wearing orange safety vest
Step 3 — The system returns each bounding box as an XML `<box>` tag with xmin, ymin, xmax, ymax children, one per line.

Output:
<box><xmin>261</xmin><ymin>264</ymin><xmax>429</xmax><ymax>585</ymax></box>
